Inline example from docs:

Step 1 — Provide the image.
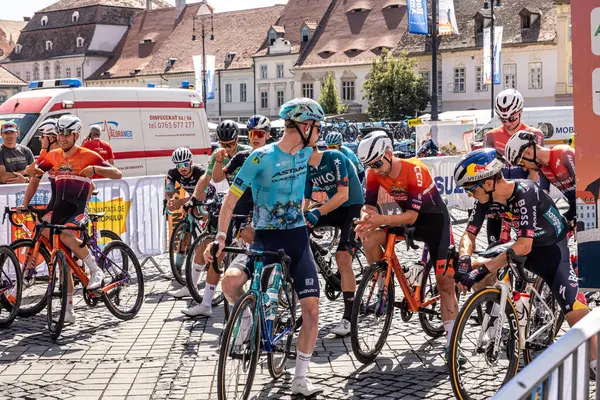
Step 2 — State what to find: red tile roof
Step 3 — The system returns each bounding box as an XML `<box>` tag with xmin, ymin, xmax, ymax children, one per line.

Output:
<box><xmin>0</xmin><ymin>66</ymin><xmax>26</xmax><ymax>86</ymax></box>
<box><xmin>41</xmin><ymin>0</ymin><xmax>171</xmax><ymax>12</ymax></box>
<box><xmin>578</xmin><ymin>191</ymin><xmax>596</xmax><ymax>205</ymax></box>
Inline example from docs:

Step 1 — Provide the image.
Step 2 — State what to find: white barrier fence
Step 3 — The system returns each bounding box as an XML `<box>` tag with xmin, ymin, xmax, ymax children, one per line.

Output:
<box><xmin>493</xmin><ymin>307</ymin><xmax>600</xmax><ymax>400</ymax></box>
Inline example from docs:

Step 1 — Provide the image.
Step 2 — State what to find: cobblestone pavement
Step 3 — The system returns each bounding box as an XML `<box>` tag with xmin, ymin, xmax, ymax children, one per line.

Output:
<box><xmin>0</xmin><ymin>211</ymin><xmax>587</xmax><ymax>400</ymax></box>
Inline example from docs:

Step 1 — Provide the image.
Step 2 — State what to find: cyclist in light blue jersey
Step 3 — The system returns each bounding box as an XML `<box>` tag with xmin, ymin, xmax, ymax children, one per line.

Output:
<box><xmin>325</xmin><ymin>131</ymin><xmax>365</xmax><ymax>183</ymax></box>
<box><xmin>205</xmin><ymin>98</ymin><xmax>325</xmax><ymax>397</ymax></box>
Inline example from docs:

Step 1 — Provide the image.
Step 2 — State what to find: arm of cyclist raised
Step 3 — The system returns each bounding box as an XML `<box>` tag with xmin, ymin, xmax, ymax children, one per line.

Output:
<box><xmin>210</xmin><ymin>148</ymin><xmax>228</xmax><ymax>183</ymax></box>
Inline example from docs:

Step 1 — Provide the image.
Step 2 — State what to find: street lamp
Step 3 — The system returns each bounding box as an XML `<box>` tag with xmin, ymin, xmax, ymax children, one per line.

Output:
<box><xmin>192</xmin><ymin>1</ymin><xmax>214</xmax><ymax>105</ymax></box>
<box><xmin>484</xmin><ymin>0</ymin><xmax>501</xmax><ymax>118</ymax></box>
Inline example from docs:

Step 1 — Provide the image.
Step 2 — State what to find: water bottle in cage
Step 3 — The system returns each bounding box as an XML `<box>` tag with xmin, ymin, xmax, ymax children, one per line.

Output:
<box><xmin>513</xmin><ymin>291</ymin><xmax>530</xmax><ymax>348</ymax></box>
<box><xmin>263</xmin><ymin>263</ymin><xmax>283</xmax><ymax>321</ymax></box>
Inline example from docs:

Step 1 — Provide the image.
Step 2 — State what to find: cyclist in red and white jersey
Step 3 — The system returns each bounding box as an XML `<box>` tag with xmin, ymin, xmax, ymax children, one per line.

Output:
<box><xmin>505</xmin><ymin>131</ymin><xmax>576</xmax><ymax>227</ymax></box>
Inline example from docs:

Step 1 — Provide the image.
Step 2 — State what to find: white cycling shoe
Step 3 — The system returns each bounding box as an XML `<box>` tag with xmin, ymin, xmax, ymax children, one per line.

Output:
<box><xmin>181</xmin><ymin>303</ymin><xmax>212</xmax><ymax>317</ymax></box>
<box><xmin>64</xmin><ymin>308</ymin><xmax>75</xmax><ymax>324</ymax></box>
<box><xmin>168</xmin><ymin>286</ymin><xmax>191</xmax><ymax>299</ymax></box>
<box><xmin>87</xmin><ymin>270</ymin><xmax>104</xmax><ymax>290</ymax></box>
<box><xmin>330</xmin><ymin>318</ymin><xmax>351</xmax><ymax>337</ymax></box>
<box><xmin>291</xmin><ymin>377</ymin><xmax>323</xmax><ymax>396</ymax></box>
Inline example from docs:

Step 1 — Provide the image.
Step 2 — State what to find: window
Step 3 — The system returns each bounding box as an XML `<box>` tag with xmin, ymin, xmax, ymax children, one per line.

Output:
<box><xmin>25</xmin><ymin>71</ymin><xmax>31</xmax><ymax>81</ymax></box>
<box><xmin>437</xmin><ymin>70</ymin><xmax>443</xmax><ymax>100</ymax></box>
<box><xmin>46</xmin><ymin>41</ymin><xmax>53</xmax><ymax>51</ymax></box>
<box><xmin>66</xmin><ymin>67</ymin><xmax>71</xmax><ymax>78</ymax></box>
<box><xmin>41</xmin><ymin>16</ymin><xmax>48</xmax><ymax>26</ymax></box>
<box><xmin>0</xmin><ymin>94</ymin><xmax>7</xmax><ymax>104</ymax></box>
<box><xmin>529</xmin><ymin>62</ymin><xmax>542</xmax><ymax>89</ymax></box>
<box><xmin>260</xmin><ymin>65</ymin><xmax>267</xmax><ymax>79</ymax></box>
<box><xmin>240</xmin><ymin>83</ymin><xmax>247</xmax><ymax>102</ymax></box>
<box><xmin>569</xmin><ymin>63</ymin><xmax>573</xmax><ymax>87</ymax></box>
<box><xmin>475</xmin><ymin>19</ymin><xmax>484</xmax><ymax>34</ymax></box>
<box><xmin>76</xmin><ymin>66</ymin><xmax>82</xmax><ymax>78</ymax></box>
<box><xmin>54</xmin><ymin>63</ymin><xmax>61</xmax><ymax>79</ymax></box>
<box><xmin>277</xmin><ymin>90</ymin><xmax>284</xmax><ymax>107</ymax></box>
<box><xmin>43</xmin><ymin>64</ymin><xmax>51</xmax><ymax>79</ymax></box>
<box><xmin>342</xmin><ymin>81</ymin><xmax>355</xmax><ymax>101</ymax></box>
<box><xmin>225</xmin><ymin>83</ymin><xmax>232</xmax><ymax>102</ymax></box>
<box><xmin>72</xmin><ymin>11</ymin><xmax>79</xmax><ymax>23</ymax></box>
<box><xmin>453</xmin><ymin>67</ymin><xmax>466</xmax><ymax>93</ymax></box>
<box><xmin>521</xmin><ymin>15</ymin><xmax>531</xmax><ymax>29</ymax></box>
<box><xmin>503</xmin><ymin>63</ymin><xmax>517</xmax><ymax>89</ymax></box>
<box><xmin>302</xmin><ymin>83</ymin><xmax>314</xmax><ymax>99</ymax></box>
<box><xmin>76</xmin><ymin>37</ymin><xmax>84</xmax><ymax>48</ymax></box>
<box><xmin>268</xmin><ymin>30</ymin><xmax>277</xmax><ymax>46</ymax></box>
<box><xmin>276</xmin><ymin>64</ymin><xmax>284</xmax><ymax>79</ymax></box>
<box><xmin>569</xmin><ymin>18</ymin><xmax>572</xmax><ymax>41</ymax></box>
<box><xmin>302</xmin><ymin>27</ymin><xmax>310</xmax><ymax>43</ymax></box>
<box><xmin>419</xmin><ymin>71</ymin><xmax>430</xmax><ymax>94</ymax></box>
<box><xmin>260</xmin><ymin>92</ymin><xmax>268</xmax><ymax>109</ymax></box>
<box><xmin>15</xmin><ymin>44</ymin><xmax>22</xmax><ymax>54</ymax></box>
<box><xmin>476</xmin><ymin>66</ymin><xmax>488</xmax><ymax>92</ymax></box>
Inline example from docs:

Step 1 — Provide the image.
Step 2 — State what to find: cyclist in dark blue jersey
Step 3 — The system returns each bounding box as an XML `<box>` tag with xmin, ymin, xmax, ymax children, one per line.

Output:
<box><xmin>205</xmin><ymin>98</ymin><xmax>325</xmax><ymax>397</ymax></box>
<box><xmin>325</xmin><ymin>131</ymin><xmax>365</xmax><ymax>183</ymax></box>
<box><xmin>304</xmin><ymin>148</ymin><xmax>363</xmax><ymax>336</ymax></box>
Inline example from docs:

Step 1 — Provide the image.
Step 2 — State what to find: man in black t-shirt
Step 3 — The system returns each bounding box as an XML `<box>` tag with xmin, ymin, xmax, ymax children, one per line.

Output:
<box><xmin>0</xmin><ymin>122</ymin><xmax>34</xmax><ymax>184</ymax></box>
<box><xmin>166</xmin><ymin>147</ymin><xmax>208</xmax><ymax>212</ymax></box>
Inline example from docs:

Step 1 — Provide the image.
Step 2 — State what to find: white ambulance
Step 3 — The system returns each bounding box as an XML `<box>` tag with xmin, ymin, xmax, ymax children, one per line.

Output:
<box><xmin>0</xmin><ymin>79</ymin><xmax>212</xmax><ymax>176</ymax></box>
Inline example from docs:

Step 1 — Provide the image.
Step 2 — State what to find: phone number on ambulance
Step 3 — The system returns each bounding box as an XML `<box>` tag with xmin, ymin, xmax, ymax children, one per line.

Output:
<box><xmin>149</xmin><ymin>121</ymin><xmax>195</xmax><ymax>129</ymax></box>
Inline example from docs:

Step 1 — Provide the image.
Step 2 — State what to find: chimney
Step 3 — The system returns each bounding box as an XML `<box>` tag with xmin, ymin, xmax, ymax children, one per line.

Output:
<box><xmin>176</xmin><ymin>0</ymin><xmax>186</xmax><ymax>20</ymax></box>
<box><xmin>23</xmin><ymin>16</ymin><xmax>31</xmax><ymax>22</ymax></box>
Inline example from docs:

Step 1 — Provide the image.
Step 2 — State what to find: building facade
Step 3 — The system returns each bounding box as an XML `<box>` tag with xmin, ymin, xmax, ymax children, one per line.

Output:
<box><xmin>577</xmin><ymin>191</ymin><xmax>597</xmax><ymax>231</ymax></box>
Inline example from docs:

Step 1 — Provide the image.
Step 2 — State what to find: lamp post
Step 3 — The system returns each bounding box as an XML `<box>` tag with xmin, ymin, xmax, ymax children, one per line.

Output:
<box><xmin>192</xmin><ymin>1</ymin><xmax>214</xmax><ymax>105</ymax></box>
<box><xmin>484</xmin><ymin>0</ymin><xmax>501</xmax><ymax>118</ymax></box>
<box><xmin>431</xmin><ymin>0</ymin><xmax>438</xmax><ymax>121</ymax></box>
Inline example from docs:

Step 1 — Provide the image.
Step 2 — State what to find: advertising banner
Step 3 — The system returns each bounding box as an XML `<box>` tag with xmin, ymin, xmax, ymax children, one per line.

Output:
<box><xmin>193</xmin><ymin>55</ymin><xmax>216</xmax><ymax>100</ymax></box>
<box><xmin>407</xmin><ymin>0</ymin><xmax>428</xmax><ymax>35</ymax></box>
<box><xmin>438</xmin><ymin>0</ymin><xmax>459</xmax><ymax>36</ymax></box>
<box><xmin>483</xmin><ymin>26</ymin><xmax>503</xmax><ymax>85</ymax></box>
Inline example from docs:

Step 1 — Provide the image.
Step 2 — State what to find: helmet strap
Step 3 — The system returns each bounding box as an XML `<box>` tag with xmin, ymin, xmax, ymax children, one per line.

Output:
<box><xmin>521</xmin><ymin>144</ymin><xmax>541</xmax><ymax>168</ymax></box>
<box><xmin>295</xmin><ymin>122</ymin><xmax>312</xmax><ymax>149</ymax></box>
<box><xmin>482</xmin><ymin>178</ymin><xmax>496</xmax><ymax>203</ymax></box>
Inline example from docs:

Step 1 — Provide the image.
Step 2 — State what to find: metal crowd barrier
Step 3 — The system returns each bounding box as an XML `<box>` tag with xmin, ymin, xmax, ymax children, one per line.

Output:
<box><xmin>493</xmin><ymin>307</ymin><xmax>600</xmax><ymax>400</ymax></box>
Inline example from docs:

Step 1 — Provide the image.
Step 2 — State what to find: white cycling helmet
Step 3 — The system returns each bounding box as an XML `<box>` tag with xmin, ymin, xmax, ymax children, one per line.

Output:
<box><xmin>38</xmin><ymin>118</ymin><xmax>58</xmax><ymax>136</ymax></box>
<box><xmin>495</xmin><ymin>89</ymin><xmax>524</xmax><ymax>120</ymax></box>
<box><xmin>57</xmin><ymin>114</ymin><xmax>83</xmax><ymax>135</ymax></box>
<box><xmin>504</xmin><ymin>131</ymin><xmax>538</xmax><ymax>166</ymax></box>
<box><xmin>357</xmin><ymin>131</ymin><xmax>392</xmax><ymax>165</ymax></box>
<box><xmin>172</xmin><ymin>147</ymin><xmax>193</xmax><ymax>163</ymax></box>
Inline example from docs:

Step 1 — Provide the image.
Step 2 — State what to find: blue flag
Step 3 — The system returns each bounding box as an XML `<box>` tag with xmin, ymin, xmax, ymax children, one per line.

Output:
<box><xmin>407</xmin><ymin>0</ymin><xmax>428</xmax><ymax>35</ymax></box>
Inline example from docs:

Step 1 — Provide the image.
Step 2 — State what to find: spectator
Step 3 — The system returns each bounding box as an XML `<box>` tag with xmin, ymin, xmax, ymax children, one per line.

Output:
<box><xmin>82</xmin><ymin>124</ymin><xmax>114</xmax><ymax>165</ymax></box>
<box><xmin>0</xmin><ymin>122</ymin><xmax>34</xmax><ymax>184</ymax></box>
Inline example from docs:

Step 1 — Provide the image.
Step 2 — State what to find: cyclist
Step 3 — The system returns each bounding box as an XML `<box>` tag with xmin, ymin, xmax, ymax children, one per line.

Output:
<box><xmin>505</xmin><ymin>131</ymin><xmax>576</xmax><ymax>228</ymax></box>
<box><xmin>354</xmin><ymin>131</ymin><xmax>459</xmax><ymax>355</ymax></box>
<box><xmin>304</xmin><ymin>141</ymin><xmax>363</xmax><ymax>337</ymax></box>
<box><xmin>165</xmin><ymin>147</ymin><xmax>206</xmax><ymax>213</ymax></box>
<box><xmin>171</xmin><ymin>121</ymin><xmax>251</xmax><ymax>315</ymax></box>
<box><xmin>205</xmin><ymin>98</ymin><xmax>325</xmax><ymax>396</ymax></box>
<box><xmin>22</xmin><ymin>114</ymin><xmax>122</xmax><ymax>323</ymax></box>
<box><xmin>485</xmin><ymin>89</ymin><xmax>545</xmax><ymax>244</ymax></box>
<box><xmin>452</xmin><ymin>148</ymin><xmax>595</xmax><ymax>374</ymax></box>
<box><xmin>324</xmin><ymin>131</ymin><xmax>365</xmax><ymax>183</ymax></box>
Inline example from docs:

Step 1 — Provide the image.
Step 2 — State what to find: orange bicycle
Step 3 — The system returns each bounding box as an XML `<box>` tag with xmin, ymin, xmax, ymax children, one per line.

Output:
<box><xmin>350</xmin><ymin>225</ymin><xmax>448</xmax><ymax>364</ymax></box>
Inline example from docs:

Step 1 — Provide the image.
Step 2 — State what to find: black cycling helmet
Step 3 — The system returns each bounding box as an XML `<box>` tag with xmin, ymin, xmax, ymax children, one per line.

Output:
<box><xmin>216</xmin><ymin>120</ymin><xmax>239</xmax><ymax>142</ymax></box>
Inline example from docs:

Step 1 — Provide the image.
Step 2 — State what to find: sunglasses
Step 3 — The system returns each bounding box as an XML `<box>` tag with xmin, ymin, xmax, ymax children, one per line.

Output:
<box><xmin>326</xmin><ymin>145</ymin><xmax>340</xmax><ymax>150</ymax></box>
<box><xmin>57</xmin><ymin>128</ymin><xmax>77</xmax><ymax>136</ymax></box>
<box><xmin>464</xmin><ymin>181</ymin><xmax>485</xmax><ymax>194</ymax></box>
<box><xmin>176</xmin><ymin>161</ymin><xmax>191</xmax><ymax>169</ymax></box>
<box><xmin>499</xmin><ymin>112</ymin><xmax>520</xmax><ymax>123</ymax></box>
<box><xmin>220</xmin><ymin>141</ymin><xmax>237</xmax><ymax>149</ymax></box>
<box><xmin>367</xmin><ymin>158</ymin><xmax>385</xmax><ymax>170</ymax></box>
<box><xmin>249</xmin><ymin>130</ymin><xmax>267</xmax><ymax>139</ymax></box>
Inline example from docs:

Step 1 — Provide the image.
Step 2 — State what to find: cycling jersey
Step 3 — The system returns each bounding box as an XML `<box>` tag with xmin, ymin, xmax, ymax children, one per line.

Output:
<box><xmin>364</xmin><ymin>157</ymin><xmax>445</xmax><ymax>214</ymax></box>
<box><xmin>538</xmin><ymin>145</ymin><xmax>576</xmax><ymax>222</ymax></box>
<box><xmin>38</xmin><ymin>149</ymin><xmax>56</xmax><ymax>211</ymax></box>
<box><xmin>206</xmin><ymin>144</ymin><xmax>251</xmax><ymax>185</ymax></box>
<box><xmin>230</xmin><ymin>143</ymin><xmax>312</xmax><ymax>231</ymax></box>
<box><xmin>339</xmin><ymin>145</ymin><xmax>365</xmax><ymax>182</ymax></box>
<box><xmin>467</xmin><ymin>180</ymin><xmax>567</xmax><ymax>247</ymax></box>
<box><xmin>304</xmin><ymin>149</ymin><xmax>364</xmax><ymax>207</ymax></box>
<box><xmin>223</xmin><ymin>150</ymin><xmax>254</xmax><ymax>207</ymax></box>
<box><xmin>166</xmin><ymin>165</ymin><xmax>205</xmax><ymax>196</ymax></box>
<box><xmin>485</xmin><ymin>123</ymin><xmax>544</xmax><ymax>179</ymax></box>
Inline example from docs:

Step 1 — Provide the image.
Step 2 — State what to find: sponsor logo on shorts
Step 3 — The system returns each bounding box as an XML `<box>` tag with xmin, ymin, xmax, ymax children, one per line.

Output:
<box><xmin>411</xmin><ymin>203</ymin><xmax>421</xmax><ymax>210</ymax></box>
<box><xmin>467</xmin><ymin>225</ymin><xmax>478</xmax><ymax>234</ymax></box>
<box><xmin>305</xmin><ymin>278</ymin><xmax>314</xmax><ymax>286</ymax></box>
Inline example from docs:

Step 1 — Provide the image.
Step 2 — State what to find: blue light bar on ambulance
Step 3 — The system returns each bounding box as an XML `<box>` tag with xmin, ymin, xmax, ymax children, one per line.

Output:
<box><xmin>28</xmin><ymin>78</ymin><xmax>83</xmax><ymax>90</ymax></box>
<box><xmin>181</xmin><ymin>81</ymin><xmax>190</xmax><ymax>89</ymax></box>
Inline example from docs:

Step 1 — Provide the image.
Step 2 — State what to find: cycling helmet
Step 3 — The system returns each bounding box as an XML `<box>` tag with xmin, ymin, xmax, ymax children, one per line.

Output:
<box><xmin>279</xmin><ymin>98</ymin><xmax>325</xmax><ymax>123</ymax></box>
<box><xmin>216</xmin><ymin>120</ymin><xmax>239</xmax><ymax>141</ymax></box>
<box><xmin>325</xmin><ymin>132</ymin><xmax>343</xmax><ymax>147</ymax></box>
<box><xmin>454</xmin><ymin>148</ymin><xmax>504</xmax><ymax>187</ymax></box>
<box><xmin>495</xmin><ymin>89</ymin><xmax>524</xmax><ymax>120</ymax></box>
<box><xmin>38</xmin><ymin>119</ymin><xmax>58</xmax><ymax>136</ymax></box>
<box><xmin>57</xmin><ymin>115</ymin><xmax>82</xmax><ymax>135</ymax></box>
<box><xmin>357</xmin><ymin>131</ymin><xmax>392</xmax><ymax>165</ymax></box>
<box><xmin>172</xmin><ymin>147</ymin><xmax>193</xmax><ymax>164</ymax></box>
<box><xmin>504</xmin><ymin>131</ymin><xmax>537</xmax><ymax>166</ymax></box>
<box><xmin>247</xmin><ymin>115</ymin><xmax>271</xmax><ymax>132</ymax></box>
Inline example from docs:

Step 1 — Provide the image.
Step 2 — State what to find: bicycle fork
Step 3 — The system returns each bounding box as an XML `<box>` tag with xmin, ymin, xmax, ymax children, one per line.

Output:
<box><xmin>476</xmin><ymin>281</ymin><xmax>511</xmax><ymax>360</ymax></box>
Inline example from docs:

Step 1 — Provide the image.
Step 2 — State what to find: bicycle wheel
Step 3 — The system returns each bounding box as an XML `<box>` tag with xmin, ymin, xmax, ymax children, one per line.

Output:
<box><xmin>97</xmin><ymin>229</ymin><xmax>122</xmax><ymax>249</ymax></box>
<box><xmin>350</xmin><ymin>262</ymin><xmax>395</xmax><ymax>364</ymax></box>
<box><xmin>523</xmin><ymin>276</ymin><xmax>563</xmax><ymax>365</ymax></box>
<box><xmin>267</xmin><ymin>284</ymin><xmax>297</xmax><ymax>379</ymax></box>
<box><xmin>0</xmin><ymin>246</ymin><xmax>22</xmax><ymax>328</ymax></box>
<box><xmin>217</xmin><ymin>291</ymin><xmax>261</xmax><ymax>400</ymax></box>
<box><xmin>418</xmin><ymin>261</ymin><xmax>445</xmax><ymax>338</ymax></box>
<box><xmin>185</xmin><ymin>232</ymin><xmax>226</xmax><ymax>307</ymax></box>
<box><xmin>169</xmin><ymin>220</ymin><xmax>192</xmax><ymax>285</ymax></box>
<box><xmin>100</xmin><ymin>241</ymin><xmax>144</xmax><ymax>320</ymax></box>
<box><xmin>10</xmin><ymin>239</ymin><xmax>50</xmax><ymax>317</ymax></box>
<box><xmin>47</xmin><ymin>250</ymin><xmax>68</xmax><ymax>340</ymax></box>
<box><xmin>448</xmin><ymin>287</ymin><xmax>521</xmax><ymax>400</ymax></box>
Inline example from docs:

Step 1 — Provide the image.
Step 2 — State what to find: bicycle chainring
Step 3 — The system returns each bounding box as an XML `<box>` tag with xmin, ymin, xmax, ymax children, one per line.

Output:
<box><xmin>399</xmin><ymin>298</ymin><xmax>413</xmax><ymax>322</ymax></box>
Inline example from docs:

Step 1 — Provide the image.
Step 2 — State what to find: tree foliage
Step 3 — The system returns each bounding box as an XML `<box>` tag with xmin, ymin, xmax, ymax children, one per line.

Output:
<box><xmin>363</xmin><ymin>50</ymin><xmax>430</xmax><ymax>121</ymax></box>
<box><xmin>318</xmin><ymin>72</ymin><xmax>347</xmax><ymax>115</ymax></box>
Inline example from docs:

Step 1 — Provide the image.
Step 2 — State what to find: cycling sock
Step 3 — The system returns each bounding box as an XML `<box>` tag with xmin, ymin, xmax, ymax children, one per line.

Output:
<box><xmin>83</xmin><ymin>254</ymin><xmax>99</xmax><ymax>273</ymax></box>
<box><xmin>443</xmin><ymin>320</ymin><xmax>455</xmax><ymax>347</ymax></box>
<box><xmin>67</xmin><ymin>294</ymin><xmax>73</xmax><ymax>312</ymax></box>
<box><xmin>342</xmin><ymin>292</ymin><xmax>354</xmax><ymax>321</ymax></box>
<box><xmin>591</xmin><ymin>359</ymin><xmax>597</xmax><ymax>373</ymax></box>
<box><xmin>192</xmin><ymin>263</ymin><xmax>204</xmax><ymax>285</ymax></box>
<box><xmin>295</xmin><ymin>350</ymin><xmax>312</xmax><ymax>379</ymax></box>
<box><xmin>201</xmin><ymin>284</ymin><xmax>216</xmax><ymax>307</ymax></box>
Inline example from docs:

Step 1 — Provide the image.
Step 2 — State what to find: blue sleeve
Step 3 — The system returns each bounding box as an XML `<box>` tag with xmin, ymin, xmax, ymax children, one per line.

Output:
<box><xmin>332</xmin><ymin>151</ymin><xmax>349</xmax><ymax>187</ymax></box>
<box><xmin>304</xmin><ymin>168</ymin><xmax>313</xmax><ymax>199</ymax></box>
<box><xmin>230</xmin><ymin>150</ymin><xmax>263</xmax><ymax>198</ymax></box>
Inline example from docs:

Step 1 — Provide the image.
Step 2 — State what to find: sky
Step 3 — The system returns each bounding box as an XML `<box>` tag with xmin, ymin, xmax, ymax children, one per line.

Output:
<box><xmin>3</xmin><ymin>0</ymin><xmax>288</xmax><ymax>21</ymax></box>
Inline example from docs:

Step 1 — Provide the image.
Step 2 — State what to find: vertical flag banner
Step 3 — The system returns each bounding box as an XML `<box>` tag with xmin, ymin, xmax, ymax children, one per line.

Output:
<box><xmin>407</xmin><ymin>0</ymin><xmax>428</xmax><ymax>35</ymax></box>
<box><xmin>438</xmin><ymin>0</ymin><xmax>459</xmax><ymax>36</ymax></box>
<box><xmin>493</xmin><ymin>26</ymin><xmax>503</xmax><ymax>85</ymax></box>
<box><xmin>192</xmin><ymin>55</ymin><xmax>216</xmax><ymax>100</ymax></box>
<box><xmin>483</xmin><ymin>26</ymin><xmax>503</xmax><ymax>85</ymax></box>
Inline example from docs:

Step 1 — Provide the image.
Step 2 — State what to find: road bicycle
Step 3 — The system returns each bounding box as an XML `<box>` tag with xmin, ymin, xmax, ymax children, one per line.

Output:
<box><xmin>446</xmin><ymin>242</ymin><xmax>564</xmax><ymax>400</ymax></box>
<box><xmin>350</xmin><ymin>225</ymin><xmax>448</xmax><ymax>364</ymax></box>
<box><xmin>5</xmin><ymin>206</ymin><xmax>121</xmax><ymax>316</ymax></box>
<box><xmin>216</xmin><ymin>246</ymin><xmax>297</xmax><ymax>400</ymax></box>
<box><xmin>0</xmin><ymin>245</ymin><xmax>22</xmax><ymax>328</ymax></box>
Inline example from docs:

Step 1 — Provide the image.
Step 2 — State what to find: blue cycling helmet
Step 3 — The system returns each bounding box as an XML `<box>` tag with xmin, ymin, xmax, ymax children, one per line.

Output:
<box><xmin>247</xmin><ymin>115</ymin><xmax>271</xmax><ymax>131</ymax></box>
<box><xmin>279</xmin><ymin>98</ymin><xmax>325</xmax><ymax>123</ymax></box>
<box><xmin>325</xmin><ymin>132</ymin><xmax>343</xmax><ymax>146</ymax></box>
<box><xmin>453</xmin><ymin>148</ymin><xmax>504</xmax><ymax>187</ymax></box>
